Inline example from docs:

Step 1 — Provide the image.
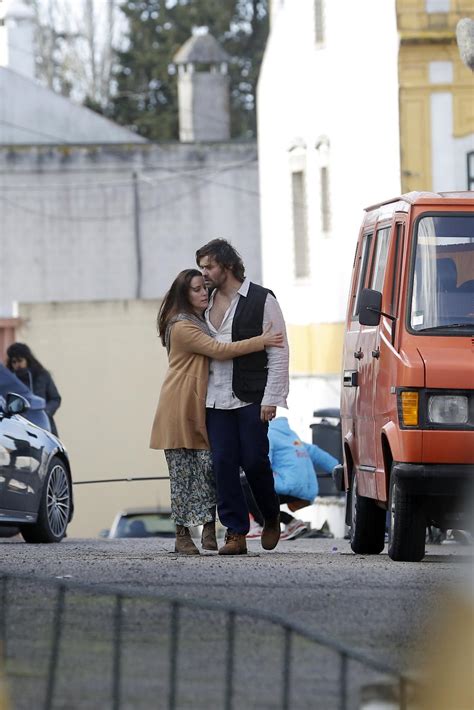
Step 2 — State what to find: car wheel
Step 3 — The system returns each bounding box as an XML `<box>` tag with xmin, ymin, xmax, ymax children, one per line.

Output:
<box><xmin>387</xmin><ymin>474</ymin><xmax>426</xmax><ymax>562</ymax></box>
<box><xmin>21</xmin><ymin>457</ymin><xmax>71</xmax><ymax>543</ymax></box>
<box><xmin>350</xmin><ymin>473</ymin><xmax>385</xmax><ymax>554</ymax></box>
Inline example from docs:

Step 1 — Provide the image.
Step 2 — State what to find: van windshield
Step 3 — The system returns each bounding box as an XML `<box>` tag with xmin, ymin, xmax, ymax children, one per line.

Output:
<box><xmin>410</xmin><ymin>214</ymin><xmax>474</xmax><ymax>334</ymax></box>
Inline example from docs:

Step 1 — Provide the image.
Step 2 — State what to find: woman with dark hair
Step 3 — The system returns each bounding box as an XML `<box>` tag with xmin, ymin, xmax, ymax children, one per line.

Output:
<box><xmin>150</xmin><ymin>269</ymin><xmax>283</xmax><ymax>555</ymax></box>
<box><xmin>6</xmin><ymin>343</ymin><xmax>61</xmax><ymax>435</ymax></box>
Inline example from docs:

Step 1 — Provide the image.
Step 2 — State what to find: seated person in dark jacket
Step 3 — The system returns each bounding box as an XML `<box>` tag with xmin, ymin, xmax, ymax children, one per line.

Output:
<box><xmin>6</xmin><ymin>343</ymin><xmax>61</xmax><ymax>435</ymax></box>
<box><xmin>0</xmin><ymin>363</ymin><xmax>50</xmax><ymax>431</ymax></box>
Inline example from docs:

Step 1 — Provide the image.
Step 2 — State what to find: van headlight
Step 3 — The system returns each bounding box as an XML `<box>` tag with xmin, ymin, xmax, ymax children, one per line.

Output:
<box><xmin>428</xmin><ymin>395</ymin><xmax>469</xmax><ymax>425</ymax></box>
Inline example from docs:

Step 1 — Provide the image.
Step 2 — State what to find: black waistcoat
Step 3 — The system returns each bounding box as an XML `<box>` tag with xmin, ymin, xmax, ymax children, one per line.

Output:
<box><xmin>231</xmin><ymin>282</ymin><xmax>274</xmax><ymax>403</ymax></box>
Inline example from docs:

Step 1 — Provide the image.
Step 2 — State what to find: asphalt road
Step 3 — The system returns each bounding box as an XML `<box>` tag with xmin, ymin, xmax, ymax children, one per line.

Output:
<box><xmin>0</xmin><ymin>535</ymin><xmax>471</xmax><ymax>709</ymax></box>
<box><xmin>1</xmin><ymin>534</ymin><xmax>471</xmax><ymax>659</ymax></box>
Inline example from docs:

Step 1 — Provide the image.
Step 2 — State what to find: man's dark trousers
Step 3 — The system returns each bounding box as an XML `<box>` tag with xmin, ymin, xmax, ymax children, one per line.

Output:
<box><xmin>206</xmin><ymin>403</ymin><xmax>280</xmax><ymax>535</ymax></box>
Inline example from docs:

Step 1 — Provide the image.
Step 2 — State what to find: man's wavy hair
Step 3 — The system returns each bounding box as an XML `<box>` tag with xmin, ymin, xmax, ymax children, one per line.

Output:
<box><xmin>195</xmin><ymin>239</ymin><xmax>245</xmax><ymax>282</ymax></box>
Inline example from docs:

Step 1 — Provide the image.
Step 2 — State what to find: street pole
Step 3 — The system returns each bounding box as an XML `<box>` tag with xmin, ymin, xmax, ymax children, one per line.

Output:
<box><xmin>132</xmin><ymin>171</ymin><xmax>143</xmax><ymax>299</ymax></box>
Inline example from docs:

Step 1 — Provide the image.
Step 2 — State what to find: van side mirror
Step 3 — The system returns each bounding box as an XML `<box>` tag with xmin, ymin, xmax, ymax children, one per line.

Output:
<box><xmin>5</xmin><ymin>393</ymin><xmax>30</xmax><ymax>416</ymax></box>
<box><xmin>359</xmin><ymin>288</ymin><xmax>382</xmax><ymax>326</ymax></box>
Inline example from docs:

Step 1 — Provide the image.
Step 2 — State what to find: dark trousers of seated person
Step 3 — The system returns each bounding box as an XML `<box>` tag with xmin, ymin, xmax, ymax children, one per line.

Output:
<box><xmin>206</xmin><ymin>403</ymin><xmax>280</xmax><ymax>535</ymax></box>
<box><xmin>241</xmin><ymin>475</ymin><xmax>298</xmax><ymax>527</ymax></box>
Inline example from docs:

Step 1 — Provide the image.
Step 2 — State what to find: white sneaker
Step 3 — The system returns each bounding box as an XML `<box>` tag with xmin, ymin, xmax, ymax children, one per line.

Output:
<box><xmin>246</xmin><ymin>516</ymin><xmax>264</xmax><ymax>539</ymax></box>
<box><xmin>280</xmin><ymin>519</ymin><xmax>308</xmax><ymax>540</ymax></box>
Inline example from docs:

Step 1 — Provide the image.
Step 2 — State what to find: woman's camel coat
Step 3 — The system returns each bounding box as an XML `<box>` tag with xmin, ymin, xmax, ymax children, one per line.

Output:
<box><xmin>150</xmin><ymin>320</ymin><xmax>266</xmax><ymax>451</ymax></box>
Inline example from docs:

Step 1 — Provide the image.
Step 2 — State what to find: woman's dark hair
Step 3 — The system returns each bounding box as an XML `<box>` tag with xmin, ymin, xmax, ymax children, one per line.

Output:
<box><xmin>157</xmin><ymin>269</ymin><xmax>204</xmax><ymax>346</ymax></box>
<box><xmin>195</xmin><ymin>238</ymin><xmax>245</xmax><ymax>282</ymax></box>
<box><xmin>6</xmin><ymin>342</ymin><xmax>46</xmax><ymax>374</ymax></box>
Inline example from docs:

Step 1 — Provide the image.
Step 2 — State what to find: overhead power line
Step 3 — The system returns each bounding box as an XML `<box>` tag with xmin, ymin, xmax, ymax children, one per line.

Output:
<box><xmin>0</xmin><ymin>161</ymin><xmax>261</xmax><ymax>222</ymax></box>
<box><xmin>0</xmin><ymin>156</ymin><xmax>258</xmax><ymax>191</ymax></box>
<box><xmin>0</xmin><ymin>118</ymin><xmax>70</xmax><ymax>144</ymax></box>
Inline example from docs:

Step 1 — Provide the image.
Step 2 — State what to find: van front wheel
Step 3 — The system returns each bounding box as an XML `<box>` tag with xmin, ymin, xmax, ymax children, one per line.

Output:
<box><xmin>388</xmin><ymin>475</ymin><xmax>426</xmax><ymax>562</ymax></box>
<box><xmin>350</xmin><ymin>474</ymin><xmax>385</xmax><ymax>554</ymax></box>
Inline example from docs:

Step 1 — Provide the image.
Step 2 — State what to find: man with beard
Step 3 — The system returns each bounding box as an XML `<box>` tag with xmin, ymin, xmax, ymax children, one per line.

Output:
<box><xmin>196</xmin><ymin>239</ymin><xmax>289</xmax><ymax>555</ymax></box>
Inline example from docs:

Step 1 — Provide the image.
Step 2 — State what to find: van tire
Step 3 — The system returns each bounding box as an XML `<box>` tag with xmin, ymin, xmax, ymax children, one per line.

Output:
<box><xmin>388</xmin><ymin>475</ymin><xmax>426</xmax><ymax>562</ymax></box>
<box><xmin>350</xmin><ymin>474</ymin><xmax>385</xmax><ymax>554</ymax></box>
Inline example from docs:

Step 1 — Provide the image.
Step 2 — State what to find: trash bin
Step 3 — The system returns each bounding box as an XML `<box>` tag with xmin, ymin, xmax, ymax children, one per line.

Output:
<box><xmin>310</xmin><ymin>408</ymin><xmax>343</xmax><ymax>496</ymax></box>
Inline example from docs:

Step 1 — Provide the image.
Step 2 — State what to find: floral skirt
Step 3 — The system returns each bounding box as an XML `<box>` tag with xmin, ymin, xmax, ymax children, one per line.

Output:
<box><xmin>164</xmin><ymin>449</ymin><xmax>216</xmax><ymax>527</ymax></box>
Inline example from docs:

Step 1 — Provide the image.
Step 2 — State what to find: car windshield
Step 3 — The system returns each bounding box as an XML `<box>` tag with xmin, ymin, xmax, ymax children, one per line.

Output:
<box><xmin>115</xmin><ymin>513</ymin><xmax>175</xmax><ymax>538</ymax></box>
<box><xmin>409</xmin><ymin>214</ymin><xmax>474</xmax><ymax>333</ymax></box>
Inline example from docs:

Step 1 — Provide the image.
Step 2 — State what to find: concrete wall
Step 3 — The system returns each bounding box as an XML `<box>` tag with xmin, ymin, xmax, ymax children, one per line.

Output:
<box><xmin>15</xmin><ymin>299</ymin><xmax>171</xmax><ymax>538</ymax></box>
<box><xmin>0</xmin><ymin>141</ymin><xmax>262</xmax><ymax>315</ymax></box>
<box><xmin>0</xmin><ymin>67</ymin><xmax>146</xmax><ymax>144</ymax></box>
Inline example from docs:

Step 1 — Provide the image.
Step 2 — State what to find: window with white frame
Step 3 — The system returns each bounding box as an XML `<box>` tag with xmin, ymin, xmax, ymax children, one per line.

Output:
<box><xmin>370</xmin><ymin>227</ymin><xmax>391</xmax><ymax>294</ymax></box>
<box><xmin>425</xmin><ymin>0</ymin><xmax>449</xmax><ymax>12</ymax></box>
<box><xmin>291</xmin><ymin>170</ymin><xmax>310</xmax><ymax>278</ymax></box>
<box><xmin>315</xmin><ymin>0</ymin><xmax>325</xmax><ymax>45</ymax></box>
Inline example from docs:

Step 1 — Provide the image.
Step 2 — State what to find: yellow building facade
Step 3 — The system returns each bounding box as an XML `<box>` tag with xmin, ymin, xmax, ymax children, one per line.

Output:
<box><xmin>398</xmin><ymin>0</ymin><xmax>474</xmax><ymax>193</ymax></box>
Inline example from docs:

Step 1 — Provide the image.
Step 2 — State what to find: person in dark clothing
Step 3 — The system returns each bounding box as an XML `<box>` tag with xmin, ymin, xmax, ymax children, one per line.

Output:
<box><xmin>6</xmin><ymin>343</ymin><xmax>61</xmax><ymax>435</ymax></box>
<box><xmin>196</xmin><ymin>239</ymin><xmax>290</xmax><ymax>555</ymax></box>
<box><xmin>0</xmin><ymin>363</ymin><xmax>50</xmax><ymax>431</ymax></box>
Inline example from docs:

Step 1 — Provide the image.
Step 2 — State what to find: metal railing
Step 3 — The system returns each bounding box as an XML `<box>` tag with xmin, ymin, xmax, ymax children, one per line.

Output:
<box><xmin>0</xmin><ymin>572</ymin><xmax>415</xmax><ymax>710</ymax></box>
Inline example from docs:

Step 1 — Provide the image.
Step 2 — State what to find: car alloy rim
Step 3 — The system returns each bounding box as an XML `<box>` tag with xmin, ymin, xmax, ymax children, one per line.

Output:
<box><xmin>47</xmin><ymin>465</ymin><xmax>70</xmax><ymax>537</ymax></box>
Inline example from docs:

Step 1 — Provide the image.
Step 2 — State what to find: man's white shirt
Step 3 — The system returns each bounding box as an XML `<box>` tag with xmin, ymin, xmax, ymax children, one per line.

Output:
<box><xmin>204</xmin><ymin>278</ymin><xmax>289</xmax><ymax>410</ymax></box>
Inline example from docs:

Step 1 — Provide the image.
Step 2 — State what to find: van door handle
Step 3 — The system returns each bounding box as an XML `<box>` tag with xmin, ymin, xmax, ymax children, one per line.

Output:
<box><xmin>371</xmin><ymin>348</ymin><xmax>380</xmax><ymax>359</ymax></box>
<box><xmin>354</xmin><ymin>349</ymin><xmax>363</xmax><ymax>360</ymax></box>
<box><xmin>344</xmin><ymin>371</ymin><xmax>358</xmax><ymax>387</ymax></box>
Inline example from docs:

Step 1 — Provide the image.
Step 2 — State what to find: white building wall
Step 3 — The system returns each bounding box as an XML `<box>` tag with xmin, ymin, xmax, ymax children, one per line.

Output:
<box><xmin>258</xmin><ymin>0</ymin><xmax>401</xmax><ymax>435</ymax></box>
<box><xmin>259</xmin><ymin>0</ymin><xmax>400</xmax><ymax>325</ymax></box>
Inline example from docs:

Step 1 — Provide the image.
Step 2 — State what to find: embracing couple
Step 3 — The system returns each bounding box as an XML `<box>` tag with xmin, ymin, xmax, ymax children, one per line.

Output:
<box><xmin>150</xmin><ymin>239</ymin><xmax>290</xmax><ymax>556</ymax></box>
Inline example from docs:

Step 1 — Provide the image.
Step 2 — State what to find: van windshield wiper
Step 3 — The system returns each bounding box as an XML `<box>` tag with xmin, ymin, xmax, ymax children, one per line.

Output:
<box><xmin>416</xmin><ymin>323</ymin><xmax>474</xmax><ymax>332</ymax></box>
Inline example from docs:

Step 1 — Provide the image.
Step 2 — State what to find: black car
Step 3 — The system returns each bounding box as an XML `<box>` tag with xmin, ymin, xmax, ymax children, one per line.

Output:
<box><xmin>0</xmin><ymin>392</ymin><xmax>73</xmax><ymax>542</ymax></box>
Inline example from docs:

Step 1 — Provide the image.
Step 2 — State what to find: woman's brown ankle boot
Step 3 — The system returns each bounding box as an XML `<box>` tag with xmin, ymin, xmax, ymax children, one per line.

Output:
<box><xmin>175</xmin><ymin>525</ymin><xmax>200</xmax><ymax>555</ymax></box>
<box><xmin>201</xmin><ymin>521</ymin><xmax>218</xmax><ymax>551</ymax></box>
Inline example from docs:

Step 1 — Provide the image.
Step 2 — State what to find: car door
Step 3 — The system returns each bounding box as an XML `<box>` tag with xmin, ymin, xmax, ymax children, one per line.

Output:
<box><xmin>343</xmin><ymin>231</ymin><xmax>376</xmax><ymax>496</ymax></box>
<box><xmin>373</xmin><ymin>220</ymin><xmax>405</xmax><ymax>501</ymax></box>
<box><xmin>0</xmin><ymin>413</ymin><xmax>34</xmax><ymax>514</ymax></box>
<box><xmin>356</xmin><ymin>225</ymin><xmax>392</xmax><ymax>477</ymax></box>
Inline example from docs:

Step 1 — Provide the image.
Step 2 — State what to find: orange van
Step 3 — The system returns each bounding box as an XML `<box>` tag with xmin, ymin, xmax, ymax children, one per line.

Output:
<box><xmin>336</xmin><ymin>191</ymin><xmax>474</xmax><ymax>561</ymax></box>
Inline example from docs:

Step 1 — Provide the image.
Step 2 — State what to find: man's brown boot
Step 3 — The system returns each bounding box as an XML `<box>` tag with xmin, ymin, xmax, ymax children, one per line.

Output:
<box><xmin>175</xmin><ymin>525</ymin><xmax>200</xmax><ymax>555</ymax></box>
<box><xmin>218</xmin><ymin>531</ymin><xmax>247</xmax><ymax>555</ymax></box>
<box><xmin>201</xmin><ymin>521</ymin><xmax>218</xmax><ymax>551</ymax></box>
<box><xmin>261</xmin><ymin>515</ymin><xmax>281</xmax><ymax>550</ymax></box>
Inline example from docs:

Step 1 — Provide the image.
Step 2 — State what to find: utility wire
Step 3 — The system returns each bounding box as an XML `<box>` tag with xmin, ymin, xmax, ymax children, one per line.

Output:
<box><xmin>0</xmin><ymin>153</ymin><xmax>257</xmax><ymax>178</ymax></box>
<box><xmin>0</xmin><ymin>163</ymin><xmax>260</xmax><ymax>222</ymax></box>
<box><xmin>0</xmin><ymin>158</ymin><xmax>261</xmax><ymax>222</ymax></box>
<box><xmin>74</xmin><ymin>476</ymin><xmax>169</xmax><ymax>485</ymax></box>
<box><xmin>0</xmin><ymin>156</ymin><xmax>257</xmax><ymax>191</ymax></box>
<box><xmin>0</xmin><ymin>118</ymin><xmax>70</xmax><ymax>144</ymax></box>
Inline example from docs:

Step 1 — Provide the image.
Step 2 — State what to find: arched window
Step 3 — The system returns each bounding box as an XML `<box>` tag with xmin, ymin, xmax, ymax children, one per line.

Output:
<box><xmin>314</xmin><ymin>0</ymin><xmax>326</xmax><ymax>45</ymax></box>
<box><xmin>316</xmin><ymin>137</ymin><xmax>331</xmax><ymax>234</ymax></box>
